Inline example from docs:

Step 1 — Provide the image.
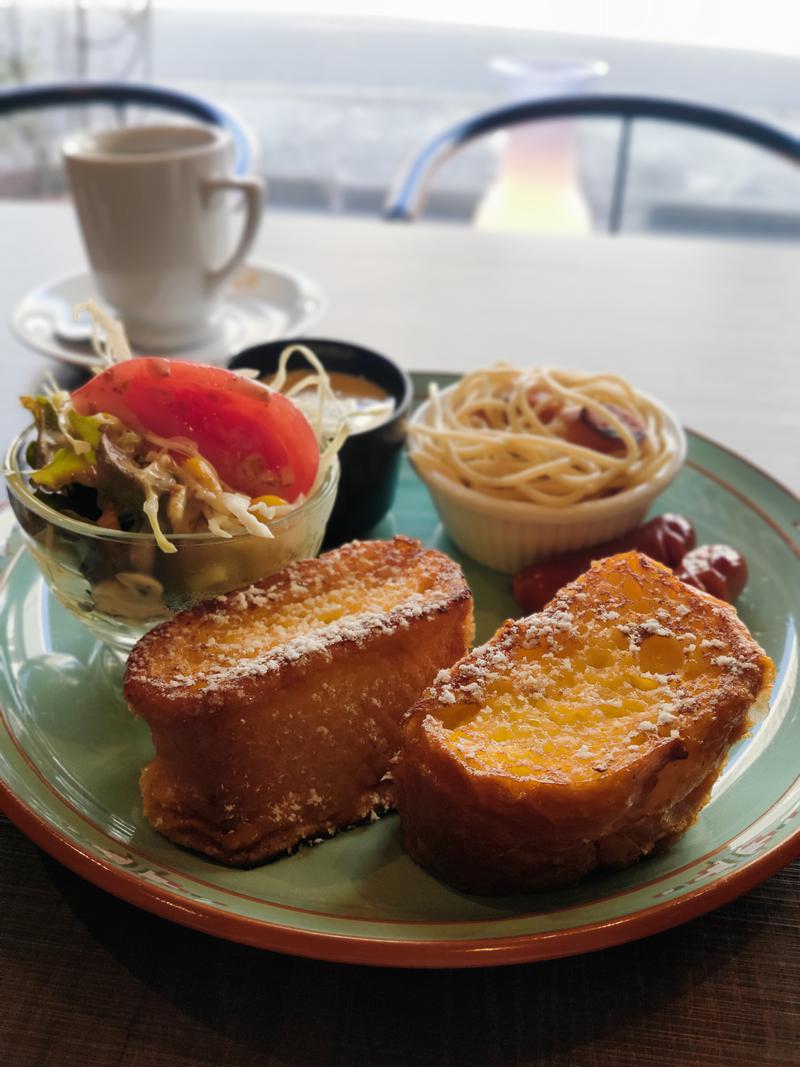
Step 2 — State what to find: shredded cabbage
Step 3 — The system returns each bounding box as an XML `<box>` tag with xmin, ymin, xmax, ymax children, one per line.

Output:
<box><xmin>270</xmin><ymin>343</ymin><xmax>350</xmax><ymax>499</ymax></box>
<box><xmin>21</xmin><ymin>307</ymin><xmax>348</xmax><ymax>552</ymax></box>
<box><xmin>74</xmin><ymin>299</ymin><xmax>133</xmax><ymax>368</ymax></box>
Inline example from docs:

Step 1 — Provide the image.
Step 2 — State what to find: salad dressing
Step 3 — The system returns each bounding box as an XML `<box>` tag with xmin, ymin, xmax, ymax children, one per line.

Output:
<box><xmin>276</xmin><ymin>370</ymin><xmax>395</xmax><ymax>434</ymax></box>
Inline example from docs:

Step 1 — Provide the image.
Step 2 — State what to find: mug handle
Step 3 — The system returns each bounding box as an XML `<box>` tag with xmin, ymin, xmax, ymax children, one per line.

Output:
<box><xmin>203</xmin><ymin>175</ymin><xmax>266</xmax><ymax>286</ymax></box>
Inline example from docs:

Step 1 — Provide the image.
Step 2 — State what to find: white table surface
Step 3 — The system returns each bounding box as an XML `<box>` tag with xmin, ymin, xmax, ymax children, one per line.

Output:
<box><xmin>1</xmin><ymin>202</ymin><xmax>797</xmax><ymax>491</ymax></box>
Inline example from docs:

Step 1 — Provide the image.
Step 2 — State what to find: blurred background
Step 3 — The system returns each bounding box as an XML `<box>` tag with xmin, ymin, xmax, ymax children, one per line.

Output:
<box><xmin>2</xmin><ymin>0</ymin><xmax>799</xmax><ymax>239</ymax></box>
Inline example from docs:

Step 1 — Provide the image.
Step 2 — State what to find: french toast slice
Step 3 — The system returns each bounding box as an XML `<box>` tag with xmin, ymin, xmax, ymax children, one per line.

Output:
<box><xmin>395</xmin><ymin>551</ymin><xmax>774</xmax><ymax>894</ymax></box>
<box><xmin>125</xmin><ymin>536</ymin><xmax>473</xmax><ymax>865</ymax></box>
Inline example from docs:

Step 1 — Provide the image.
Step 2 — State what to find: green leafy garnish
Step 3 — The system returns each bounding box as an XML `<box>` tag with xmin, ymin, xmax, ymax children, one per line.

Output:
<box><xmin>31</xmin><ymin>447</ymin><xmax>95</xmax><ymax>491</ymax></box>
<box><xmin>21</xmin><ymin>395</ymin><xmax>59</xmax><ymax>432</ymax></box>
<box><xmin>66</xmin><ymin>409</ymin><xmax>102</xmax><ymax>448</ymax></box>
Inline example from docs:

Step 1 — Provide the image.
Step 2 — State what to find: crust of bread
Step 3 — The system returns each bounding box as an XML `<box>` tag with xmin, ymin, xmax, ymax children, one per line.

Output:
<box><xmin>125</xmin><ymin>536</ymin><xmax>473</xmax><ymax>865</ymax></box>
<box><xmin>395</xmin><ymin>551</ymin><xmax>774</xmax><ymax>894</ymax></box>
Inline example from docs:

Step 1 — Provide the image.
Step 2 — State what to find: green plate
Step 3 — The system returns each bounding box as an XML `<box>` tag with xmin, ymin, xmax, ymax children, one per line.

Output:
<box><xmin>1</xmin><ymin>386</ymin><xmax>798</xmax><ymax>967</ymax></box>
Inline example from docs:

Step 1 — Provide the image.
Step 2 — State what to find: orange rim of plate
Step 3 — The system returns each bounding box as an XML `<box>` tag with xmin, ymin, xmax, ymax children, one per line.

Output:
<box><xmin>2</xmin><ymin>771</ymin><xmax>800</xmax><ymax>968</ymax></box>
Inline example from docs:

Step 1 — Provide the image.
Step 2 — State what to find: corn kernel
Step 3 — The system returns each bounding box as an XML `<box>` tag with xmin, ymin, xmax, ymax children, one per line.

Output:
<box><xmin>251</xmin><ymin>493</ymin><xmax>288</xmax><ymax>508</ymax></box>
<box><xmin>183</xmin><ymin>456</ymin><xmax>219</xmax><ymax>491</ymax></box>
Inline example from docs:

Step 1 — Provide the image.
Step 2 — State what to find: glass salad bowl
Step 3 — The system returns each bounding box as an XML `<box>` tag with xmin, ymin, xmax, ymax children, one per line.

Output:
<box><xmin>5</xmin><ymin>425</ymin><xmax>340</xmax><ymax>653</ymax></box>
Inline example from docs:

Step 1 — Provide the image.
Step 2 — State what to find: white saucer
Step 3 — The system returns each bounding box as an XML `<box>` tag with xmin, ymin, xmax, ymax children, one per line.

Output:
<box><xmin>11</xmin><ymin>261</ymin><xmax>327</xmax><ymax>369</ymax></box>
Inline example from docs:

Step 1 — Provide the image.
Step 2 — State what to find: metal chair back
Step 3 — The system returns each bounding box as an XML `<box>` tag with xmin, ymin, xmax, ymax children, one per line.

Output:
<box><xmin>384</xmin><ymin>94</ymin><xmax>800</xmax><ymax>233</ymax></box>
<box><xmin>0</xmin><ymin>80</ymin><xmax>252</xmax><ymax>174</ymax></box>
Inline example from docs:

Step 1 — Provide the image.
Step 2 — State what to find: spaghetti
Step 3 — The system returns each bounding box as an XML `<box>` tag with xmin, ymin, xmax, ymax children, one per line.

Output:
<box><xmin>409</xmin><ymin>364</ymin><xmax>678</xmax><ymax>508</ymax></box>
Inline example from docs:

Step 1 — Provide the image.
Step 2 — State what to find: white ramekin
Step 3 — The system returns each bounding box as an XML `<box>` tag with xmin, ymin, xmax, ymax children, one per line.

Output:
<box><xmin>409</xmin><ymin>389</ymin><xmax>687</xmax><ymax>574</ymax></box>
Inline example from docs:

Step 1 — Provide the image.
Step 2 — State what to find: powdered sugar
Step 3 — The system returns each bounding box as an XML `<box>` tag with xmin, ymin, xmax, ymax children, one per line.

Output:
<box><xmin>714</xmin><ymin>655</ymin><xmax>740</xmax><ymax>669</ymax></box>
<box><xmin>639</xmin><ymin>618</ymin><xmax>675</xmax><ymax>638</ymax></box>
<box><xmin>127</xmin><ymin>536</ymin><xmax>469</xmax><ymax>699</ymax></box>
<box><xmin>521</xmin><ymin>609</ymin><xmax>577</xmax><ymax>650</ymax></box>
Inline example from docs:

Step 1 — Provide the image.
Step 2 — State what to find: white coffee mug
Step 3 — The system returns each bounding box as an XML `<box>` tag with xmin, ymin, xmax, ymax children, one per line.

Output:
<box><xmin>63</xmin><ymin>124</ymin><xmax>265</xmax><ymax>350</ymax></box>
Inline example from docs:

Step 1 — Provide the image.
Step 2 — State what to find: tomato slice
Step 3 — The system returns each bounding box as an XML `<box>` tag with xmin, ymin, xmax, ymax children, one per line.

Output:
<box><xmin>71</xmin><ymin>359</ymin><xmax>320</xmax><ymax>501</ymax></box>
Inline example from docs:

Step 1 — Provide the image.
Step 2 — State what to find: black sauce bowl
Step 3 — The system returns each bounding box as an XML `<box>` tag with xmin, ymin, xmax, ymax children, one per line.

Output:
<box><xmin>229</xmin><ymin>338</ymin><xmax>412</xmax><ymax>547</ymax></box>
